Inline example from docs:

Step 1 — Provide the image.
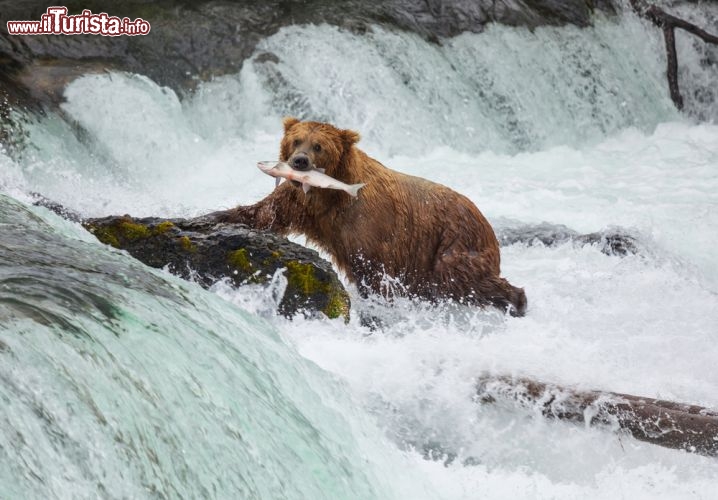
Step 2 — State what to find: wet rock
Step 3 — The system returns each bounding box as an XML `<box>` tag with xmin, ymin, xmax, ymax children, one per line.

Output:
<box><xmin>82</xmin><ymin>214</ymin><xmax>350</xmax><ymax>321</ymax></box>
<box><xmin>496</xmin><ymin>222</ymin><xmax>639</xmax><ymax>256</ymax></box>
<box><xmin>31</xmin><ymin>193</ymin><xmax>84</xmax><ymax>223</ymax></box>
<box><xmin>0</xmin><ymin>0</ymin><xmax>616</xmax><ymax>111</ymax></box>
<box><xmin>385</xmin><ymin>0</ymin><xmax>615</xmax><ymax>37</ymax></box>
<box><xmin>575</xmin><ymin>229</ymin><xmax>639</xmax><ymax>256</ymax></box>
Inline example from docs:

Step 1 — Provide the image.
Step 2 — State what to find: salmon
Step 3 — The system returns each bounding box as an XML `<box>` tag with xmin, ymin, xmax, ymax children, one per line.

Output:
<box><xmin>257</xmin><ymin>161</ymin><xmax>366</xmax><ymax>197</ymax></box>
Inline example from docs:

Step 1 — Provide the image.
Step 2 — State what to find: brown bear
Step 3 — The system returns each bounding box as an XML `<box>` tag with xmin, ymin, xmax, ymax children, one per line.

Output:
<box><xmin>213</xmin><ymin>117</ymin><xmax>527</xmax><ymax>316</ymax></box>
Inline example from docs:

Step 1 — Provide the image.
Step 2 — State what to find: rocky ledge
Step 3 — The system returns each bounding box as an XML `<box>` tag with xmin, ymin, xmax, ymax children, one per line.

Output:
<box><xmin>0</xmin><ymin>0</ymin><xmax>615</xmax><ymax>111</ymax></box>
<box><xmin>82</xmin><ymin>214</ymin><xmax>350</xmax><ymax>321</ymax></box>
<box><xmin>34</xmin><ymin>196</ymin><xmax>641</xmax><ymax>322</ymax></box>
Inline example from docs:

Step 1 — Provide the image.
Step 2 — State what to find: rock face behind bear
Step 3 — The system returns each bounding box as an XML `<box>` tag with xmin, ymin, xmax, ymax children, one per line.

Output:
<box><xmin>0</xmin><ymin>0</ymin><xmax>615</xmax><ymax>110</ymax></box>
<box><xmin>82</xmin><ymin>214</ymin><xmax>351</xmax><ymax>321</ymax></box>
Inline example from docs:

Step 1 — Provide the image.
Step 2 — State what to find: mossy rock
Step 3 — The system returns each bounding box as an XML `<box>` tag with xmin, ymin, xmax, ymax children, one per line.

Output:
<box><xmin>83</xmin><ymin>214</ymin><xmax>350</xmax><ymax>321</ymax></box>
<box><xmin>228</xmin><ymin>248</ymin><xmax>253</xmax><ymax>273</ymax></box>
<box><xmin>282</xmin><ymin>260</ymin><xmax>350</xmax><ymax>320</ymax></box>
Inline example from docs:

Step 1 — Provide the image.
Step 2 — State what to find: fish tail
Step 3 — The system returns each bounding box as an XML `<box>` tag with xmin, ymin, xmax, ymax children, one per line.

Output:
<box><xmin>346</xmin><ymin>183</ymin><xmax>366</xmax><ymax>198</ymax></box>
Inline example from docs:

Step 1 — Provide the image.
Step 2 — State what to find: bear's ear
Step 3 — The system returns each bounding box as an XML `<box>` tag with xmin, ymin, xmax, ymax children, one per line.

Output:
<box><xmin>340</xmin><ymin>129</ymin><xmax>360</xmax><ymax>149</ymax></box>
<box><xmin>283</xmin><ymin>116</ymin><xmax>300</xmax><ymax>133</ymax></box>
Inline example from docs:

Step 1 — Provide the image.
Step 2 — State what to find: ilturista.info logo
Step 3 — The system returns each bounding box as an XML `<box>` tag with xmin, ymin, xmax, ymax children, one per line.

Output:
<box><xmin>6</xmin><ymin>6</ymin><xmax>151</xmax><ymax>36</ymax></box>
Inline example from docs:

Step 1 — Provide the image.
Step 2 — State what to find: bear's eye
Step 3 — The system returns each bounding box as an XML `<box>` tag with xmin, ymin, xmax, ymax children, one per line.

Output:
<box><xmin>313</xmin><ymin>143</ymin><xmax>322</xmax><ymax>153</ymax></box>
<box><xmin>293</xmin><ymin>139</ymin><xmax>302</xmax><ymax>148</ymax></box>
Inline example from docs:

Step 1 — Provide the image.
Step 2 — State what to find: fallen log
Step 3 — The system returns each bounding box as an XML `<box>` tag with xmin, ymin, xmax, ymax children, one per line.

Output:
<box><xmin>629</xmin><ymin>0</ymin><xmax>718</xmax><ymax>110</ymax></box>
<box><xmin>476</xmin><ymin>375</ymin><xmax>718</xmax><ymax>457</ymax></box>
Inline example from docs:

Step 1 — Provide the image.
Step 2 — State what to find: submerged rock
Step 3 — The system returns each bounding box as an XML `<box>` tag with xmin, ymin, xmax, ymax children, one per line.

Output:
<box><xmin>496</xmin><ymin>222</ymin><xmax>640</xmax><ymax>256</ymax></box>
<box><xmin>82</xmin><ymin>214</ymin><xmax>350</xmax><ymax>321</ymax></box>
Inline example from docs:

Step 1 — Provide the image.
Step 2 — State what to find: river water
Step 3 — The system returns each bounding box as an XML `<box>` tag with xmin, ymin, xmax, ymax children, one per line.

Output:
<box><xmin>1</xmin><ymin>6</ymin><xmax>718</xmax><ymax>499</ymax></box>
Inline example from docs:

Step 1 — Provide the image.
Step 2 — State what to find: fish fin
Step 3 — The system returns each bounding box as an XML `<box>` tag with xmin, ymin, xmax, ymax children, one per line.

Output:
<box><xmin>346</xmin><ymin>183</ymin><xmax>366</xmax><ymax>198</ymax></box>
<box><xmin>316</xmin><ymin>168</ymin><xmax>326</xmax><ymax>174</ymax></box>
<box><xmin>302</xmin><ymin>183</ymin><xmax>311</xmax><ymax>194</ymax></box>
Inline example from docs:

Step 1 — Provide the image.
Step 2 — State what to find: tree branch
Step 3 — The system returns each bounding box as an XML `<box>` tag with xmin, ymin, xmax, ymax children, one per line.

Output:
<box><xmin>663</xmin><ymin>25</ymin><xmax>683</xmax><ymax>109</ymax></box>
<box><xmin>628</xmin><ymin>0</ymin><xmax>718</xmax><ymax>110</ymax></box>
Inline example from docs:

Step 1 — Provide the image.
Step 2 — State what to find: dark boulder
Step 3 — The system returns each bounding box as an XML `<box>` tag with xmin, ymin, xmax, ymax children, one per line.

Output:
<box><xmin>496</xmin><ymin>222</ymin><xmax>640</xmax><ymax>256</ymax></box>
<box><xmin>82</xmin><ymin>213</ymin><xmax>350</xmax><ymax>321</ymax></box>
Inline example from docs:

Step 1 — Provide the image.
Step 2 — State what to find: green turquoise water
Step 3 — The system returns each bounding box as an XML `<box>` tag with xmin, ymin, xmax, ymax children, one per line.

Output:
<box><xmin>0</xmin><ymin>195</ymin><xmax>431</xmax><ymax>499</ymax></box>
<box><xmin>2</xmin><ymin>5</ymin><xmax>718</xmax><ymax>498</ymax></box>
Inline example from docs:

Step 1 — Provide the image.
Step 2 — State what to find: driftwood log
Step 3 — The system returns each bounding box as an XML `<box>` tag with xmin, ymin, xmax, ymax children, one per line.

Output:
<box><xmin>477</xmin><ymin>375</ymin><xmax>718</xmax><ymax>457</ymax></box>
<box><xmin>629</xmin><ymin>0</ymin><xmax>718</xmax><ymax>110</ymax></box>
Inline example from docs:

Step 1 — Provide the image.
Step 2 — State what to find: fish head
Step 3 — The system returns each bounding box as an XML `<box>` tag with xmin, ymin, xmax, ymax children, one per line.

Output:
<box><xmin>280</xmin><ymin>117</ymin><xmax>361</xmax><ymax>181</ymax></box>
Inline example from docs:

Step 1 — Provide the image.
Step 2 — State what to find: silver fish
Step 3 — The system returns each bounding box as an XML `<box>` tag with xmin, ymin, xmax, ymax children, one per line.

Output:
<box><xmin>257</xmin><ymin>161</ymin><xmax>366</xmax><ymax>197</ymax></box>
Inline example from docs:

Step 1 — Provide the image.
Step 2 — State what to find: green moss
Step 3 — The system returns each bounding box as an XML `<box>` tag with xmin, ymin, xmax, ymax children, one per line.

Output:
<box><xmin>89</xmin><ymin>225</ymin><xmax>120</xmax><ymax>248</ymax></box>
<box><xmin>261</xmin><ymin>249</ymin><xmax>284</xmax><ymax>266</ymax></box>
<box><xmin>154</xmin><ymin>221</ymin><xmax>175</xmax><ymax>234</ymax></box>
<box><xmin>85</xmin><ymin>218</ymin><xmax>151</xmax><ymax>247</ymax></box>
<box><xmin>285</xmin><ymin>261</ymin><xmax>318</xmax><ymax>294</ymax></box>
<box><xmin>286</xmin><ymin>260</ymin><xmax>350</xmax><ymax>321</ymax></box>
<box><xmin>178</xmin><ymin>236</ymin><xmax>197</xmax><ymax>253</ymax></box>
<box><xmin>323</xmin><ymin>290</ymin><xmax>350</xmax><ymax>321</ymax></box>
<box><xmin>117</xmin><ymin>220</ymin><xmax>151</xmax><ymax>240</ymax></box>
<box><xmin>228</xmin><ymin>248</ymin><xmax>253</xmax><ymax>272</ymax></box>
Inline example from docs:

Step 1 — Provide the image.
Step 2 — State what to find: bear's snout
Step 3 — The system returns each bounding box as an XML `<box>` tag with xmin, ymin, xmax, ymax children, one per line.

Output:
<box><xmin>290</xmin><ymin>154</ymin><xmax>311</xmax><ymax>171</ymax></box>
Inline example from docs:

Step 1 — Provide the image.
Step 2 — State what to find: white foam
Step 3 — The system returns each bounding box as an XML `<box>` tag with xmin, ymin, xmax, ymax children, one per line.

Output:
<box><xmin>2</xmin><ymin>15</ymin><xmax>718</xmax><ymax>499</ymax></box>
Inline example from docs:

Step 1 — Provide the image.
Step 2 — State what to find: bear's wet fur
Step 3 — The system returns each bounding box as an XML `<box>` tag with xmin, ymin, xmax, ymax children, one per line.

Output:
<box><xmin>216</xmin><ymin>118</ymin><xmax>527</xmax><ymax>316</ymax></box>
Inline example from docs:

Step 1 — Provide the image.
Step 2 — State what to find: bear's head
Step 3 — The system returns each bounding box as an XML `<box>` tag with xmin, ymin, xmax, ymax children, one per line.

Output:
<box><xmin>279</xmin><ymin>117</ymin><xmax>360</xmax><ymax>179</ymax></box>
